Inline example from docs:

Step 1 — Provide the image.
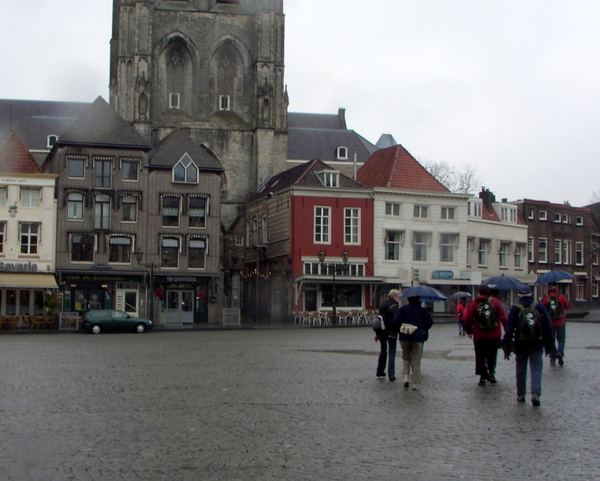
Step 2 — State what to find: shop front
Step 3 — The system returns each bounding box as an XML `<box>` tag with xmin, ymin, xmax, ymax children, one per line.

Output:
<box><xmin>155</xmin><ymin>275</ymin><xmax>212</xmax><ymax>324</ymax></box>
<box><xmin>0</xmin><ymin>268</ymin><xmax>59</xmax><ymax>317</ymax></box>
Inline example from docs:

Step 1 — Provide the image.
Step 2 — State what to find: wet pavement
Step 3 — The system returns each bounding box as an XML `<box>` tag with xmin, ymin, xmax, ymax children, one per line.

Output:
<box><xmin>2</xmin><ymin>321</ymin><xmax>600</xmax><ymax>480</ymax></box>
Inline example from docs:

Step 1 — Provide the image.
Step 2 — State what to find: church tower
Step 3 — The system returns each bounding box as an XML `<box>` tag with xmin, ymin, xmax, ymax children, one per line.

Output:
<box><xmin>109</xmin><ymin>0</ymin><xmax>288</xmax><ymax>228</ymax></box>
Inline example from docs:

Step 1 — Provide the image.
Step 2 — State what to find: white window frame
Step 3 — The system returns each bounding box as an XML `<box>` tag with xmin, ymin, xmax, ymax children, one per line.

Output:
<box><xmin>576</xmin><ymin>216</ymin><xmax>584</xmax><ymax>226</ymax></box>
<box><xmin>538</xmin><ymin>237</ymin><xmax>547</xmax><ymax>264</ymax></box>
<box><xmin>555</xmin><ymin>239</ymin><xmax>562</xmax><ymax>264</ymax></box>
<box><xmin>499</xmin><ymin>241</ymin><xmax>510</xmax><ymax>268</ymax></box>
<box><xmin>539</xmin><ymin>210</ymin><xmax>547</xmax><ymax>221</ymax></box>
<box><xmin>563</xmin><ymin>239</ymin><xmax>571</xmax><ymax>265</ymax></box>
<box><xmin>20</xmin><ymin>222</ymin><xmax>39</xmax><ymax>255</ymax></box>
<box><xmin>413</xmin><ymin>232</ymin><xmax>429</xmax><ymax>262</ymax></box>
<box><xmin>219</xmin><ymin>95</ymin><xmax>231</xmax><ymax>111</ymax></box>
<box><xmin>414</xmin><ymin>205</ymin><xmax>428</xmax><ymax>219</ymax></box>
<box><xmin>385</xmin><ymin>202</ymin><xmax>401</xmax><ymax>217</ymax></box>
<box><xmin>385</xmin><ymin>231</ymin><xmax>402</xmax><ymax>261</ymax></box>
<box><xmin>441</xmin><ymin>207</ymin><xmax>455</xmax><ymax>220</ymax></box>
<box><xmin>528</xmin><ymin>237</ymin><xmax>535</xmax><ymax>263</ymax></box>
<box><xmin>344</xmin><ymin>208</ymin><xmax>360</xmax><ymax>245</ymax></box>
<box><xmin>21</xmin><ymin>188</ymin><xmax>40</xmax><ymax>208</ymax></box>
<box><xmin>314</xmin><ymin>206</ymin><xmax>330</xmax><ymax>244</ymax></box>
<box><xmin>575</xmin><ymin>242</ymin><xmax>584</xmax><ymax>266</ymax></box>
<box><xmin>478</xmin><ymin>239</ymin><xmax>490</xmax><ymax>267</ymax></box>
<box><xmin>67</xmin><ymin>193</ymin><xmax>84</xmax><ymax>220</ymax></box>
<box><xmin>336</xmin><ymin>146</ymin><xmax>348</xmax><ymax>160</ymax></box>
<box><xmin>515</xmin><ymin>243</ymin><xmax>524</xmax><ymax>269</ymax></box>
<box><xmin>169</xmin><ymin>92</ymin><xmax>181</xmax><ymax>109</ymax></box>
<box><xmin>440</xmin><ymin>233</ymin><xmax>457</xmax><ymax>263</ymax></box>
<box><xmin>528</xmin><ymin>208</ymin><xmax>535</xmax><ymax>220</ymax></box>
<box><xmin>554</xmin><ymin>212</ymin><xmax>562</xmax><ymax>223</ymax></box>
<box><xmin>121</xmin><ymin>195</ymin><xmax>138</xmax><ymax>223</ymax></box>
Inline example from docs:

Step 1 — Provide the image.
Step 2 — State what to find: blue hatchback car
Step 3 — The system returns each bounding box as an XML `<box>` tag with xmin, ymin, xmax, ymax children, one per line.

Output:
<box><xmin>80</xmin><ymin>310</ymin><xmax>153</xmax><ymax>334</ymax></box>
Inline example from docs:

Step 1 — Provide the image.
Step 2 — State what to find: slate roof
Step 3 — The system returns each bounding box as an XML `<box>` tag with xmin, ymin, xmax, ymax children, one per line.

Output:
<box><xmin>58</xmin><ymin>97</ymin><xmax>150</xmax><ymax>149</ymax></box>
<box><xmin>357</xmin><ymin>144</ymin><xmax>449</xmax><ymax>193</ymax></box>
<box><xmin>147</xmin><ymin>129</ymin><xmax>224</xmax><ymax>172</ymax></box>
<box><xmin>287</xmin><ymin>111</ymin><xmax>377</xmax><ymax>165</ymax></box>
<box><xmin>0</xmin><ymin>131</ymin><xmax>42</xmax><ymax>174</ymax></box>
<box><xmin>248</xmin><ymin>158</ymin><xmax>366</xmax><ymax>203</ymax></box>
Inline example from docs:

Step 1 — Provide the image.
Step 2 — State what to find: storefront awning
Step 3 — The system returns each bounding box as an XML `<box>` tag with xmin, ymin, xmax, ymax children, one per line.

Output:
<box><xmin>0</xmin><ymin>273</ymin><xmax>58</xmax><ymax>289</ymax></box>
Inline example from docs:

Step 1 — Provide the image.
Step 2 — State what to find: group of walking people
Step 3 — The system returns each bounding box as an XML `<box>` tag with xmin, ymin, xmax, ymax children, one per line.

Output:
<box><xmin>374</xmin><ymin>283</ymin><xmax>570</xmax><ymax>406</ymax></box>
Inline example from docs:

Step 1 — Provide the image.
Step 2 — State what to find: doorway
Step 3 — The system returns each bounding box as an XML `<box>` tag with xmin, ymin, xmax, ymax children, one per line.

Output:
<box><xmin>165</xmin><ymin>290</ymin><xmax>194</xmax><ymax>324</ymax></box>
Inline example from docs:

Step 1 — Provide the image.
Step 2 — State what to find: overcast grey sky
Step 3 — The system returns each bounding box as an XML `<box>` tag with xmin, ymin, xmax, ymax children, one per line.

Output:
<box><xmin>1</xmin><ymin>1</ymin><xmax>598</xmax><ymax>206</ymax></box>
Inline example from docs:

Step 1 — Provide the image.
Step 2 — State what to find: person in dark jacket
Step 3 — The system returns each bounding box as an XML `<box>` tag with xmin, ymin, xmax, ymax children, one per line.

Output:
<box><xmin>463</xmin><ymin>284</ymin><xmax>507</xmax><ymax>386</ymax></box>
<box><xmin>502</xmin><ymin>285</ymin><xmax>555</xmax><ymax>407</ymax></box>
<box><xmin>375</xmin><ymin>289</ymin><xmax>400</xmax><ymax>381</ymax></box>
<box><xmin>393</xmin><ymin>295</ymin><xmax>434</xmax><ymax>390</ymax></box>
<box><xmin>541</xmin><ymin>283</ymin><xmax>571</xmax><ymax>366</ymax></box>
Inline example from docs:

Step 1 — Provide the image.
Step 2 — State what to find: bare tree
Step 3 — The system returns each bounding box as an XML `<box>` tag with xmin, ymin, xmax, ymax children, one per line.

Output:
<box><xmin>590</xmin><ymin>190</ymin><xmax>600</xmax><ymax>204</ymax></box>
<box><xmin>420</xmin><ymin>159</ymin><xmax>482</xmax><ymax>194</ymax></box>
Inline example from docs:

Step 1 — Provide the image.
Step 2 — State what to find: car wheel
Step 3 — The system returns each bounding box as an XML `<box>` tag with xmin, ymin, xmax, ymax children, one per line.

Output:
<box><xmin>91</xmin><ymin>324</ymin><xmax>102</xmax><ymax>334</ymax></box>
<box><xmin>135</xmin><ymin>323</ymin><xmax>146</xmax><ymax>333</ymax></box>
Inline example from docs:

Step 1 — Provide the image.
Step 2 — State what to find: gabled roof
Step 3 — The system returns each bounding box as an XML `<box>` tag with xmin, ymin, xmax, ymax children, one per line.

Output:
<box><xmin>0</xmin><ymin>131</ymin><xmax>42</xmax><ymax>174</ymax></box>
<box><xmin>58</xmin><ymin>97</ymin><xmax>150</xmax><ymax>149</ymax></box>
<box><xmin>357</xmin><ymin>144</ymin><xmax>449</xmax><ymax>193</ymax></box>
<box><xmin>147</xmin><ymin>129</ymin><xmax>224</xmax><ymax>172</ymax></box>
<box><xmin>247</xmin><ymin>159</ymin><xmax>366</xmax><ymax>202</ymax></box>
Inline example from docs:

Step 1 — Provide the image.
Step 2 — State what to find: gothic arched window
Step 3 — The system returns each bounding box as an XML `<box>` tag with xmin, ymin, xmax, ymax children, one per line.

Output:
<box><xmin>217</xmin><ymin>52</ymin><xmax>237</xmax><ymax>111</ymax></box>
<box><xmin>173</xmin><ymin>154</ymin><xmax>198</xmax><ymax>183</ymax></box>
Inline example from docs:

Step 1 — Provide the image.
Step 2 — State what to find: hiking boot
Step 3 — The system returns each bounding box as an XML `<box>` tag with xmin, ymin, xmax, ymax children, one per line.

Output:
<box><xmin>517</xmin><ymin>394</ymin><xmax>525</xmax><ymax>403</ymax></box>
<box><xmin>531</xmin><ymin>393</ymin><xmax>541</xmax><ymax>407</ymax></box>
<box><xmin>557</xmin><ymin>354</ymin><xmax>564</xmax><ymax>366</ymax></box>
<box><xmin>478</xmin><ymin>377</ymin><xmax>486</xmax><ymax>386</ymax></box>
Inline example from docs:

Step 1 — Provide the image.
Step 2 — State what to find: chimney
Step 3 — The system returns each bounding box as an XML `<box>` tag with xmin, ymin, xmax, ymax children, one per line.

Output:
<box><xmin>479</xmin><ymin>187</ymin><xmax>496</xmax><ymax>211</ymax></box>
<box><xmin>338</xmin><ymin>108</ymin><xmax>347</xmax><ymax>130</ymax></box>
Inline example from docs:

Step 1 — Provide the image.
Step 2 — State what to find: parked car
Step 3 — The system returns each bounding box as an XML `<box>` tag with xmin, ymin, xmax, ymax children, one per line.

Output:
<box><xmin>80</xmin><ymin>310</ymin><xmax>153</xmax><ymax>334</ymax></box>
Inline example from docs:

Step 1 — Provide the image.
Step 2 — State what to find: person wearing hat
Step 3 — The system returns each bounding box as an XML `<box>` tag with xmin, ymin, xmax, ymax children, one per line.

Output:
<box><xmin>541</xmin><ymin>283</ymin><xmax>571</xmax><ymax>366</ymax></box>
<box><xmin>501</xmin><ymin>285</ymin><xmax>555</xmax><ymax>406</ymax></box>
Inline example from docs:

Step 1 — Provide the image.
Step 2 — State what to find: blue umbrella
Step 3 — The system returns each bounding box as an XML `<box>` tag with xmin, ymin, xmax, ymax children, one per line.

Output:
<box><xmin>482</xmin><ymin>274</ymin><xmax>527</xmax><ymax>290</ymax></box>
<box><xmin>400</xmin><ymin>285</ymin><xmax>448</xmax><ymax>301</ymax></box>
<box><xmin>534</xmin><ymin>270</ymin><xmax>574</xmax><ymax>285</ymax></box>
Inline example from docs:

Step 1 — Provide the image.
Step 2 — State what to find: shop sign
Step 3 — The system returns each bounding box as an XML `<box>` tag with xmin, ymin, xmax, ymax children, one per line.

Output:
<box><xmin>432</xmin><ymin>270</ymin><xmax>455</xmax><ymax>280</ymax></box>
<box><xmin>91</xmin><ymin>264</ymin><xmax>113</xmax><ymax>270</ymax></box>
<box><xmin>166</xmin><ymin>276</ymin><xmax>197</xmax><ymax>283</ymax></box>
<box><xmin>0</xmin><ymin>261</ymin><xmax>38</xmax><ymax>271</ymax></box>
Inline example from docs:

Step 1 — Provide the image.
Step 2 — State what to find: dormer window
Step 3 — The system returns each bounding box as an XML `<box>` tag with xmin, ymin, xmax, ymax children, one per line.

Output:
<box><xmin>316</xmin><ymin>170</ymin><xmax>339</xmax><ymax>187</ymax></box>
<box><xmin>47</xmin><ymin>135</ymin><xmax>58</xmax><ymax>148</ymax></box>
<box><xmin>336</xmin><ymin>146</ymin><xmax>348</xmax><ymax>160</ymax></box>
<box><xmin>173</xmin><ymin>153</ymin><xmax>198</xmax><ymax>183</ymax></box>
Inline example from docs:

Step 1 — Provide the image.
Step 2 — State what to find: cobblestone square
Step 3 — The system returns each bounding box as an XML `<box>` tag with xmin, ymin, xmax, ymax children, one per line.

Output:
<box><xmin>2</xmin><ymin>322</ymin><xmax>600</xmax><ymax>480</ymax></box>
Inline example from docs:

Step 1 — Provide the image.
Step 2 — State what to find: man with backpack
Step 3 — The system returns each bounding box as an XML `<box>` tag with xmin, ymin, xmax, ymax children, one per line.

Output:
<box><xmin>501</xmin><ymin>285</ymin><xmax>555</xmax><ymax>407</ymax></box>
<box><xmin>463</xmin><ymin>284</ymin><xmax>507</xmax><ymax>387</ymax></box>
<box><xmin>541</xmin><ymin>283</ymin><xmax>571</xmax><ymax>366</ymax></box>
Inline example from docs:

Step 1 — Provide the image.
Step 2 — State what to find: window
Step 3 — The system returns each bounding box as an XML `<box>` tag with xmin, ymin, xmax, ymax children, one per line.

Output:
<box><xmin>173</xmin><ymin>154</ymin><xmax>198</xmax><ymax>183</ymax></box>
<box><xmin>385</xmin><ymin>202</ymin><xmax>401</xmax><ymax>217</ymax></box>
<box><xmin>554</xmin><ymin>212</ymin><xmax>562</xmax><ymax>223</ymax></box>
<box><xmin>235</xmin><ymin>235</ymin><xmax>243</xmax><ymax>246</ymax></box>
<box><xmin>414</xmin><ymin>205</ymin><xmax>428</xmax><ymax>219</ymax></box>
<box><xmin>466</xmin><ymin>237</ymin><xmax>474</xmax><ymax>267</ymax></box>
<box><xmin>336</xmin><ymin>146</ymin><xmax>348</xmax><ymax>160</ymax></box>
<box><xmin>162</xmin><ymin>238</ymin><xmax>179</xmax><ymax>268</ymax></box>
<box><xmin>188</xmin><ymin>239</ymin><xmax>206</xmax><ymax>269</ymax></box>
<box><xmin>539</xmin><ymin>210</ymin><xmax>547</xmax><ymax>221</ymax></box>
<box><xmin>94</xmin><ymin>194</ymin><xmax>111</xmax><ymax>230</ymax></box>
<box><xmin>109</xmin><ymin>237</ymin><xmax>132</xmax><ymax>264</ymax></box>
<box><xmin>576</xmin><ymin>216</ymin><xmax>584</xmax><ymax>226</ymax></box>
<box><xmin>344</xmin><ymin>208</ymin><xmax>360</xmax><ymax>244</ymax></box>
<box><xmin>170</xmin><ymin>93</ymin><xmax>181</xmax><ymax>109</ymax></box>
<box><xmin>189</xmin><ymin>197</ymin><xmax>207</xmax><ymax>228</ymax></box>
<box><xmin>468</xmin><ymin>201</ymin><xmax>482</xmax><ymax>218</ymax></box>
<box><xmin>576</xmin><ymin>280</ymin><xmax>586</xmax><ymax>302</ymax></box>
<box><xmin>317</xmin><ymin>171</ymin><xmax>339</xmax><ymax>187</ymax></box>
<box><xmin>441</xmin><ymin>207</ymin><xmax>455</xmax><ymax>220</ymax></box>
<box><xmin>593</xmin><ymin>279</ymin><xmax>599</xmax><ymax>298</ymax></box>
<box><xmin>538</xmin><ymin>238</ymin><xmax>547</xmax><ymax>263</ymax></box>
<box><xmin>440</xmin><ymin>234</ymin><xmax>457</xmax><ymax>263</ymax></box>
<box><xmin>219</xmin><ymin>95</ymin><xmax>230</xmax><ymax>111</ymax></box>
<box><xmin>563</xmin><ymin>240</ymin><xmax>571</xmax><ymax>265</ymax></box>
<box><xmin>261</xmin><ymin>214</ymin><xmax>268</xmax><ymax>244</ymax></box>
<box><xmin>68</xmin><ymin>157</ymin><xmax>85</xmax><ymax>178</ymax></box>
<box><xmin>46</xmin><ymin>135</ymin><xmax>58</xmax><ymax>148</ymax></box>
<box><xmin>554</xmin><ymin>239</ymin><xmax>562</xmax><ymax>264</ymax></box>
<box><xmin>162</xmin><ymin>196</ymin><xmax>180</xmax><ymax>227</ymax></box>
<box><xmin>592</xmin><ymin>242</ymin><xmax>599</xmax><ymax>266</ymax></box>
<box><xmin>478</xmin><ymin>239</ymin><xmax>490</xmax><ymax>267</ymax></box>
<box><xmin>121</xmin><ymin>160</ymin><xmax>139</xmax><ymax>181</ymax></box>
<box><xmin>413</xmin><ymin>232</ymin><xmax>429</xmax><ymax>262</ymax></box>
<box><xmin>385</xmin><ymin>231</ymin><xmax>402</xmax><ymax>260</ymax></box>
<box><xmin>515</xmin><ymin>243</ymin><xmax>525</xmax><ymax>269</ymax></box>
<box><xmin>121</xmin><ymin>196</ymin><xmax>137</xmax><ymax>222</ymax></box>
<box><xmin>0</xmin><ymin>187</ymin><xmax>5</xmax><ymax>207</ymax></box>
<box><xmin>528</xmin><ymin>237</ymin><xmax>534</xmax><ymax>263</ymax></box>
<box><xmin>499</xmin><ymin>241</ymin><xmax>510</xmax><ymax>268</ymax></box>
<box><xmin>71</xmin><ymin>235</ymin><xmax>95</xmax><ymax>263</ymax></box>
<box><xmin>314</xmin><ymin>206</ymin><xmax>330</xmax><ymax>243</ymax></box>
<box><xmin>20</xmin><ymin>223</ymin><xmax>39</xmax><ymax>255</ymax></box>
<box><xmin>528</xmin><ymin>208</ymin><xmax>535</xmax><ymax>220</ymax></box>
<box><xmin>67</xmin><ymin>193</ymin><xmax>84</xmax><ymax>220</ymax></box>
<box><xmin>0</xmin><ymin>222</ymin><xmax>5</xmax><ymax>254</ymax></box>
<box><xmin>576</xmin><ymin>242</ymin><xmax>584</xmax><ymax>266</ymax></box>
<box><xmin>94</xmin><ymin>159</ymin><xmax>112</xmax><ymax>188</ymax></box>
<box><xmin>21</xmin><ymin>189</ymin><xmax>40</xmax><ymax>208</ymax></box>
<box><xmin>501</xmin><ymin>207</ymin><xmax>516</xmax><ymax>223</ymax></box>
<box><xmin>563</xmin><ymin>214</ymin><xmax>571</xmax><ymax>224</ymax></box>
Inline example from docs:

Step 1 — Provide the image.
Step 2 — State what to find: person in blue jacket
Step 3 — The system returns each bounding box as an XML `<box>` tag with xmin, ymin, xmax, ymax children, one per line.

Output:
<box><xmin>501</xmin><ymin>285</ymin><xmax>555</xmax><ymax>407</ymax></box>
<box><xmin>393</xmin><ymin>295</ymin><xmax>434</xmax><ymax>390</ymax></box>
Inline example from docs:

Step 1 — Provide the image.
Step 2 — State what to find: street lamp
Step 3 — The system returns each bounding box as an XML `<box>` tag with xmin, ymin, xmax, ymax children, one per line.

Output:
<box><xmin>134</xmin><ymin>247</ymin><xmax>167</xmax><ymax>322</ymax></box>
<box><xmin>318</xmin><ymin>249</ymin><xmax>349</xmax><ymax>324</ymax></box>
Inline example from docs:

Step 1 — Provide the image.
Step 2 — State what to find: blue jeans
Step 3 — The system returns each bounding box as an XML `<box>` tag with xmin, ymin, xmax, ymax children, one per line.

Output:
<box><xmin>515</xmin><ymin>344</ymin><xmax>544</xmax><ymax>396</ymax></box>
<box><xmin>377</xmin><ymin>332</ymin><xmax>397</xmax><ymax>378</ymax></box>
<box><xmin>550</xmin><ymin>325</ymin><xmax>566</xmax><ymax>361</ymax></box>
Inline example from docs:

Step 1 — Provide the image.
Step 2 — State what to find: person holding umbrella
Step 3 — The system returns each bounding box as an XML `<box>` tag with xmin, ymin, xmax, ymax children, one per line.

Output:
<box><xmin>454</xmin><ymin>294</ymin><xmax>470</xmax><ymax>336</ymax></box>
<box><xmin>463</xmin><ymin>284</ymin><xmax>507</xmax><ymax>386</ymax></box>
<box><xmin>541</xmin><ymin>283</ymin><xmax>571</xmax><ymax>366</ymax></box>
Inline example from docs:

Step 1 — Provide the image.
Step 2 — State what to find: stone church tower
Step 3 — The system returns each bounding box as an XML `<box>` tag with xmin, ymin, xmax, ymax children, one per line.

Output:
<box><xmin>109</xmin><ymin>0</ymin><xmax>288</xmax><ymax>228</ymax></box>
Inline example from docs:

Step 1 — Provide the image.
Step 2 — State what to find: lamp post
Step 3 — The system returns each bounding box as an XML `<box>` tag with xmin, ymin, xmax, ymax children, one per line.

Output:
<box><xmin>318</xmin><ymin>249</ymin><xmax>349</xmax><ymax>324</ymax></box>
<box><xmin>134</xmin><ymin>247</ymin><xmax>167</xmax><ymax>322</ymax></box>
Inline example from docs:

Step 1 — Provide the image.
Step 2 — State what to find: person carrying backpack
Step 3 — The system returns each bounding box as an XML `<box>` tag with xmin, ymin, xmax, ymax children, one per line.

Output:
<box><xmin>541</xmin><ymin>283</ymin><xmax>571</xmax><ymax>366</ymax></box>
<box><xmin>501</xmin><ymin>285</ymin><xmax>555</xmax><ymax>407</ymax></box>
<box><xmin>463</xmin><ymin>284</ymin><xmax>507</xmax><ymax>387</ymax></box>
<box><xmin>375</xmin><ymin>289</ymin><xmax>400</xmax><ymax>381</ymax></box>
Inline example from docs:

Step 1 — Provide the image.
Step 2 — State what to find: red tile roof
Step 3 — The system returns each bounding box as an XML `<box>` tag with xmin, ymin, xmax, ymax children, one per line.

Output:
<box><xmin>357</xmin><ymin>144</ymin><xmax>449</xmax><ymax>192</ymax></box>
<box><xmin>0</xmin><ymin>131</ymin><xmax>42</xmax><ymax>173</ymax></box>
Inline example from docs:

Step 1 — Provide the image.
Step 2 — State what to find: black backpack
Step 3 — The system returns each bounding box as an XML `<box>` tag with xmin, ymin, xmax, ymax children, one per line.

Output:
<box><xmin>545</xmin><ymin>295</ymin><xmax>563</xmax><ymax>321</ymax></box>
<box><xmin>516</xmin><ymin>302</ymin><xmax>543</xmax><ymax>341</ymax></box>
<box><xmin>476</xmin><ymin>297</ymin><xmax>498</xmax><ymax>331</ymax></box>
